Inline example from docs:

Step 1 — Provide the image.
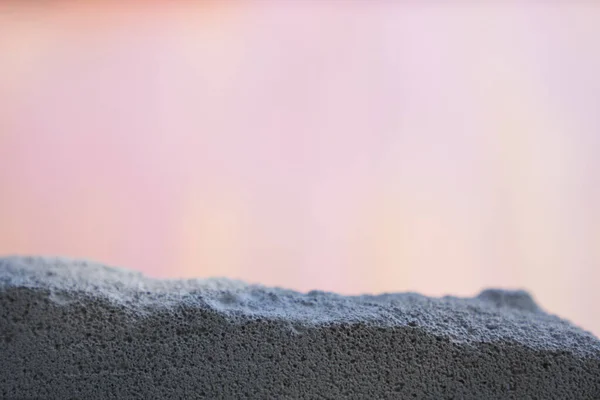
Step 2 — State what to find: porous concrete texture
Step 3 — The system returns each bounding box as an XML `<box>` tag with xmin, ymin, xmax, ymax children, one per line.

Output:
<box><xmin>1</xmin><ymin>256</ymin><xmax>599</xmax><ymax>399</ymax></box>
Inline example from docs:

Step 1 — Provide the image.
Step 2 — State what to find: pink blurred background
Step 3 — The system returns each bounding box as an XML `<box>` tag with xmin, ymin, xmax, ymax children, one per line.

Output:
<box><xmin>1</xmin><ymin>3</ymin><xmax>599</xmax><ymax>336</ymax></box>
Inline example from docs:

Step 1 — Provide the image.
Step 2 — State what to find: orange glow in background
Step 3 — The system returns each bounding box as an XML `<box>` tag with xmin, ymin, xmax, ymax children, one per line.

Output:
<box><xmin>1</xmin><ymin>3</ymin><xmax>599</xmax><ymax>336</ymax></box>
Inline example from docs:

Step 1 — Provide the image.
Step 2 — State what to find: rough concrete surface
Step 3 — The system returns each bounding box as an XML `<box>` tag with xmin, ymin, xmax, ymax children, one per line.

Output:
<box><xmin>1</xmin><ymin>256</ymin><xmax>599</xmax><ymax>399</ymax></box>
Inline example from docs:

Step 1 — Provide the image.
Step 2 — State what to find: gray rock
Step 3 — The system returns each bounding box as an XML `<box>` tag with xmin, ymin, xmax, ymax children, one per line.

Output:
<box><xmin>1</xmin><ymin>256</ymin><xmax>599</xmax><ymax>399</ymax></box>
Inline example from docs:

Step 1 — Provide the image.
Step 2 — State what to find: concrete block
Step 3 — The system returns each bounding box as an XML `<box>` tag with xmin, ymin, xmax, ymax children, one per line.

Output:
<box><xmin>1</xmin><ymin>256</ymin><xmax>599</xmax><ymax>399</ymax></box>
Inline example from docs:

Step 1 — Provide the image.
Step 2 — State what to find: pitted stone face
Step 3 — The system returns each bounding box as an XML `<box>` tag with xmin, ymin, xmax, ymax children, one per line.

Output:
<box><xmin>1</xmin><ymin>256</ymin><xmax>600</xmax><ymax>399</ymax></box>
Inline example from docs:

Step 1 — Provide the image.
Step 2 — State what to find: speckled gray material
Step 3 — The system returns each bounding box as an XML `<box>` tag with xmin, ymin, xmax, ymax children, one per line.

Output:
<box><xmin>1</xmin><ymin>256</ymin><xmax>599</xmax><ymax>399</ymax></box>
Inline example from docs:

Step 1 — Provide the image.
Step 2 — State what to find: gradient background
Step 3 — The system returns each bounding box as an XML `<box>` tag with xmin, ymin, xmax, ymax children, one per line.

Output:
<box><xmin>1</xmin><ymin>3</ymin><xmax>599</xmax><ymax>336</ymax></box>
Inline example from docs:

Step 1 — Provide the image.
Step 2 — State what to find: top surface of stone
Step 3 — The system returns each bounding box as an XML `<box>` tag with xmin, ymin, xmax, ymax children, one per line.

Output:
<box><xmin>1</xmin><ymin>255</ymin><xmax>599</xmax><ymax>358</ymax></box>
